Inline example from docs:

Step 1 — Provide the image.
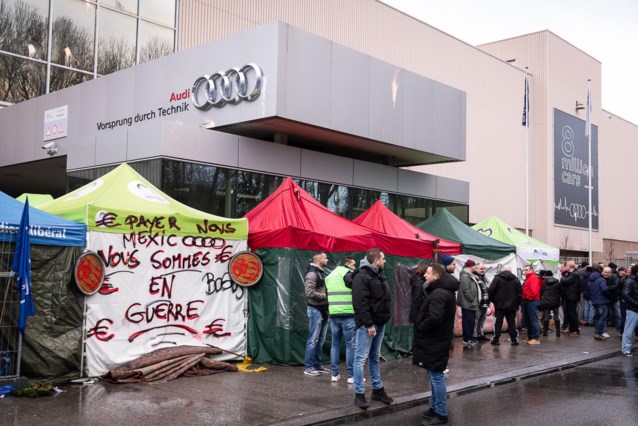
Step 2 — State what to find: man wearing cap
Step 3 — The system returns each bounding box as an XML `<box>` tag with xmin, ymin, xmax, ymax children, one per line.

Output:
<box><xmin>457</xmin><ymin>259</ymin><xmax>479</xmax><ymax>346</ymax></box>
<box><xmin>441</xmin><ymin>255</ymin><xmax>456</xmax><ymax>274</ymax></box>
<box><xmin>521</xmin><ymin>264</ymin><xmax>543</xmax><ymax>345</ymax></box>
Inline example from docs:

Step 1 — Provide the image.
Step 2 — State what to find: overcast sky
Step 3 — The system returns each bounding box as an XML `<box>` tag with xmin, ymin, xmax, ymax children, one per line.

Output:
<box><xmin>381</xmin><ymin>0</ymin><xmax>638</xmax><ymax>124</ymax></box>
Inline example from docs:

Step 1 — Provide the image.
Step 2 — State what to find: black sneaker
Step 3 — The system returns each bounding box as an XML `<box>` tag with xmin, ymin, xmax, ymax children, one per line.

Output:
<box><xmin>354</xmin><ymin>393</ymin><xmax>369</xmax><ymax>409</ymax></box>
<box><xmin>371</xmin><ymin>387</ymin><xmax>394</xmax><ymax>405</ymax></box>
<box><xmin>491</xmin><ymin>338</ymin><xmax>500</xmax><ymax>346</ymax></box>
<box><xmin>511</xmin><ymin>339</ymin><xmax>519</xmax><ymax>346</ymax></box>
<box><xmin>422</xmin><ymin>407</ymin><xmax>436</xmax><ymax>419</ymax></box>
<box><xmin>422</xmin><ymin>414</ymin><xmax>449</xmax><ymax>425</ymax></box>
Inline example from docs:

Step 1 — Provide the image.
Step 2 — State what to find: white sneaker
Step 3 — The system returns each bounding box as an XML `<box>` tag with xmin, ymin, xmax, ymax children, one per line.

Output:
<box><xmin>347</xmin><ymin>377</ymin><xmax>365</xmax><ymax>384</ymax></box>
<box><xmin>331</xmin><ymin>374</ymin><xmax>340</xmax><ymax>382</ymax></box>
<box><xmin>602</xmin><ymin>332</ymin><xmax>610</xmax><ymax>338</ymax></box>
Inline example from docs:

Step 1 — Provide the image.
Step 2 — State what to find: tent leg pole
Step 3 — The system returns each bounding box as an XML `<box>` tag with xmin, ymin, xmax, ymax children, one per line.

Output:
<box><xmin>79</xmin><ymin>295</ymin><xmax>88</xmax><ymax>378</ymax></box>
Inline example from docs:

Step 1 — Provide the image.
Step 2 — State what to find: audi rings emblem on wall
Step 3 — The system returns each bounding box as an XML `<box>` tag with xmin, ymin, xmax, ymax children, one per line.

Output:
<box><xmin>191</xmin><ymin>63</ymin><xmax>264</xmax><ymax>110</ymax></box>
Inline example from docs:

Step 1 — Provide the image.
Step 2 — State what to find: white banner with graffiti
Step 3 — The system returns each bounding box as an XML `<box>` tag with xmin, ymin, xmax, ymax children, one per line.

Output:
<box><xmin>84</xmin><ymin>231</ymin><xmax>247</xmax><ymax>376</ymax></box>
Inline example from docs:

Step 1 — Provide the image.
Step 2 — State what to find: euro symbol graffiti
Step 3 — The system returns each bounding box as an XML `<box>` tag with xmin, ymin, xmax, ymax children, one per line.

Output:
<box><xmin>87</xmin><ymin>318</ymin><xmax>115</xmax><ymax>342</ymax></box>
<box><xmin>95</xmin><ymin>212</ymin><xmax>121</xmax><ymax>228</ymax></box>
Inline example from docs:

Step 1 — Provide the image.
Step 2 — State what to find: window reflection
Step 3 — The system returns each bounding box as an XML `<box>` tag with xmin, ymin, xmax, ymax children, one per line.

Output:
<box><xmin>50</xmin><ymin>65</ymin><xmax>92</xmax><ymax>92</ymax></box>
<box><xmin>139</xmin><ymin>0</ymin><xmax>175</xmax><ymax>27</ymax></box>
<box><xmin>67</xmin><ymin>159</ymin><xmax>469</xmax><ymax>225</ymax></box>
<box><xmin>0</xmin><ymin>0</ymin><xmax>49</xmax><ymax>59</ymax></box>
<box><xmin>139</xmin><ymin>20</ymin><xmax>174</xmax><ymax>64</ymax></box>
<box><xmin>97</xmin><ymin>8</ymin><xmax>136</xmax><ymax>75</ymax></box>
<box><xmin>101</xmin><ymin>0</ymin><xmax>138</xmax><ymax>15</ymax></box>
<box><xmin>52</xmin><ymin>0</ymin><xmax>95</xmax><ymax>71</ymax></box>
<box><xmin>0</xmin><ymin>53</ymin><xmax>45</xmax><ymax>102</ymax></box>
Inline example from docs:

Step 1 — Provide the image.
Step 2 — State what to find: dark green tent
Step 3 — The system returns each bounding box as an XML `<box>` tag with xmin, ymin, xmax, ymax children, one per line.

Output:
<box><xmin>416</xmin><ymin>208</ymin><xmax>516</xmax><ymax>260</ymax></box>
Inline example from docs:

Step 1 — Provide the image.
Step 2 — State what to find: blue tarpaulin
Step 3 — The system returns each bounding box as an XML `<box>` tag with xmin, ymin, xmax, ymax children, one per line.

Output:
<box><xmin>0</xmin><ymin>191</ymin><xmax>86</xmax><ymax>247</ymax></box>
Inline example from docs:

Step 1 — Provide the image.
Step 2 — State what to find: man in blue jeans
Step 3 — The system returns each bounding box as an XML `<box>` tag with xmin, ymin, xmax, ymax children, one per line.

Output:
<box><xmin>521</xmin><ymin>264</ymin><xmax>542</xmax><ymax>345</ymax></box>
<box><xmin>621</xmin><ymin>265</ymin><xmax>638</xmax><ymax>356</ymax></box>
<box><xmin>351</xmin><ymin>248</ymin><xmax>393</xmax><ymax>409</ymax></box>
<box><xmin>325</xmin><ymin>256</ymin><xmax>357</xmax><ymax>383</ymax></box>
<box><xmin>413</xmin><ymin>263</ymin><xmax>459</xmax><ymax>425</ymax></box>
<box><xmin>303</xmin><ymin>252</ymin><xmax>331</xmax><ymax>376</ymax></box>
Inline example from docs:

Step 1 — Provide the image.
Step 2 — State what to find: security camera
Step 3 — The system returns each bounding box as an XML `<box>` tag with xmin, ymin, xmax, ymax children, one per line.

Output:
<box><xmin>42</xmin><ymin>141</ymin><xmax>58</xmax><ymax>156</ymax></box>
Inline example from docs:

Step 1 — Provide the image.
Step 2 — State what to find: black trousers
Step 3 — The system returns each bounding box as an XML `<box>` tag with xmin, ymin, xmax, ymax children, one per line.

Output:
<box><xmin>566</xmin><ymin>300</ymin><xmax>580</xmax><ymax>333</ymax></box>
<box><xmin>494</xmin><ymin>309</ymin><xmax>518</xmax><ymax>340</ymax></box>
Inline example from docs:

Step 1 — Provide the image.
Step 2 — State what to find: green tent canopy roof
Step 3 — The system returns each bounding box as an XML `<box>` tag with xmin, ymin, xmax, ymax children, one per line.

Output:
<box><xmin>16</xmin><ymin>193</ymin><xmax>54</xmax><ymax>207</ymax></box>
<box><xmin>472</xmin><ymin>216</ymin><xmax>559</xmax><ymax>261</ymax></box>
<box><xmin>40</xmin><ymin>163</ymin><xmax>247</xmax><ymax>239</ymax></box>
<box><xmin>416</xmin><ymin>208</ymin><xmax>516</xmax><ymax>260</ymax></box>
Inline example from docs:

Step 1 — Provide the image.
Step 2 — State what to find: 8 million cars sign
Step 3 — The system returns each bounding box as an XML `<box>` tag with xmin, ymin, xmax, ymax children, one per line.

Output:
<box><xmin>553</xmin><ymin>109</ymin><xmax>599</xmax><ymax>229</ymax></box>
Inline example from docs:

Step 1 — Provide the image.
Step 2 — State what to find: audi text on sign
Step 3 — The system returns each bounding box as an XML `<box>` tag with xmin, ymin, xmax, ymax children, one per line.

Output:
<box><xmin>191</xmin><ymin>63</ymin><xmax>264</xmax><ymax>110</ymax></box>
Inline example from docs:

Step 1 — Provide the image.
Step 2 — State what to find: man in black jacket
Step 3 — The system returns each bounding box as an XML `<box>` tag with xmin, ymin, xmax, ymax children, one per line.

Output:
<box><xmin>560</xmin><ymin>261</ymin><xmax>583</xmax><ymax>336</ymax></box>
<box><xmin>621</xmin><ymin>265</ymin><xmax>638</xmax><ymax>356</ymax></box>
<box><xmin>352</xmin><ymin>248</ymin><xmax>393</xmax><ymax>409</ymax></box>
<box><xmin>413</xmin><ymin>263</ymin><xmax>459</xmax><ymax>425</ymax></box>
<box><xmin>488</xmin><ymin>265</ymin><xmax>522</xmax><ymax>346</ymax></box>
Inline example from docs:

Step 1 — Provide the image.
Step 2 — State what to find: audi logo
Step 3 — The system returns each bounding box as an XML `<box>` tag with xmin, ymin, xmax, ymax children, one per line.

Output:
<box><xmin>191</xmin><ymin>63</ymin><xmax>264</xmax><ymax>110</ymax></box>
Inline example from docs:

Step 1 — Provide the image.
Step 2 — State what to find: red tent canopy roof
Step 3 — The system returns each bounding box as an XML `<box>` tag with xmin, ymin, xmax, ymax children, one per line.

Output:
<box><xmin>353</xmin><ymin>200</ymin><xmax>461</xmax><ymax>255</ymax></box>
<box><xmin>244</xmin><ymin>178</ymin><xmax>435</xmax><ymax>258</ymax></box>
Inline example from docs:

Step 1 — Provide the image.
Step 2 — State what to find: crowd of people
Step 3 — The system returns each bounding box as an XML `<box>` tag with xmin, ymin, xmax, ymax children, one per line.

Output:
<box><xmin>300</xmin><ymin>249</ymin><xmax>638</xmax><ymax>426</ymax></box>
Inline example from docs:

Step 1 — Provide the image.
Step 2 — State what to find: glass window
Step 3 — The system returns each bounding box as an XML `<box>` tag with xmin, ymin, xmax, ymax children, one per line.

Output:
<box><xmin>234</xmin><ymin>171</ymin><xmax>284</xmax><ymax>218</ymax></box>
<box><xmin>52</xmin><ymin>0</ymin><xmax>95</xmax><ymax>71</ymax></box>
<box><xmin>49</xmin><ymin>65</ymin><xmax>93</xmax><ymax>92</ymax></box>
<box><xmin>0</xmin><ymin>53</ymin><xmax>45</xmax><ymax>103</ymax></box>
<box><xmin>97</xmin><ymin>8</ymin><xmax>136</xmax><ymax>75</ymax></box>
<box><xmin>0</xmin><ymin>0</ymin><xmax>49</xmax><ymax>59</ymax></box>
<box><xmin>350</xmin><ymin>188</ymin><xmax>381</xmax><ymax>220</ymax></box>
<box><xmin>101</xmin><ymin>0</ymin><xmax>137</xmax><ymax>15</ymax></box>
<box><xmin>138</xmin><ymin>20</ymin><xmax>174</xmax><ymax>64</ymax></box>
<box><xmin>160</xmin><ymin>160</ymin><xmax>232</xmax><ymax>218</ymax></box>
<box><xmin>139</xmin><ymin>0</ymin><xmax>175</xmax><ymax>27</ymax></box>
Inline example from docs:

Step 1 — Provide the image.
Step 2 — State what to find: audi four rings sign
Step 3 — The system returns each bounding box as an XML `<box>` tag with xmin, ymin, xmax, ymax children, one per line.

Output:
<box><xmin>191</xmin><ymin>63</ymin><xmax>264</xmax><ymax>110</ymax></box>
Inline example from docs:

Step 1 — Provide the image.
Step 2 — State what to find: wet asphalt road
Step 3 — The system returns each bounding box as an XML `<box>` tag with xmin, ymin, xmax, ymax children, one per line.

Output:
<box><xmin>356</xmin><ymin>355</ymin><xmax>638</xmax><ymax>426</ymax></box>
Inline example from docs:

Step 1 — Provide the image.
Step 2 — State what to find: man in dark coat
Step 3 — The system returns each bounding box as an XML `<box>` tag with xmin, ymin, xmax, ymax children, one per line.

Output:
<box><xmin>351</xmin><ymin>248</ymin><xmax>393</xmax><ymax>409</ymax></box>
<box><xmin>488</xmin><ymin>265</ymin><xmax>522</xmax><ymax>346</ymax></box>
<box><xmin>413</xmin><ymin>263</ymin><xmax>459</xmax><ymax>425</ymax></box>
<box><xmin>539</xmin><ymin>270</ymin><xmax>562</xmax><ymax>337</ymax></box>
<box><xmin>560</xmin><ymin>261</ymin><xmax>583</xmax><ymax>336</ymax></box>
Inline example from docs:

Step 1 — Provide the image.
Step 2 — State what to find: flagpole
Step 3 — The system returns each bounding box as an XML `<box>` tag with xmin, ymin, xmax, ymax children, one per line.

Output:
<box><xmin>524</xmin><ymin>68</ymin><xmax>529</xmax><ymax>236</ymax></box>
<box><xmin>585</xmin><ymin>79</ymin><xmax>594</xmax><ymax>265</ymax></box>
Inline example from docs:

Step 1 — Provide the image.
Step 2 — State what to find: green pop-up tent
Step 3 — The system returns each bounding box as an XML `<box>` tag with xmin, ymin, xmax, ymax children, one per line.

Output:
<box><xmin>16</xmin><ymin>193</ymin><xmax>54</xmax><ymax>207</ymax></box>
<box><xmin>40</xmin><ymin>163</ymin><xmax>249</xmax><ymax>377</ymax></box>
<box><xmin>472</xmin><ymin>216</ymin><xmax>559</xmax><ymax>262</ymax></box>
<box><xmin>416</xmin><ymin>208</ymin><xmax>515</xmax><ymax>260</ymax></box>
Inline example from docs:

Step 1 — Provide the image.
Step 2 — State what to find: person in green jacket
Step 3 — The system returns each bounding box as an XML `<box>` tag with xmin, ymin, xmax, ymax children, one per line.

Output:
<box><xmin>325</xmin><ymin>256</ymin><xmax>357</xmax><ymax>383</ymax></box>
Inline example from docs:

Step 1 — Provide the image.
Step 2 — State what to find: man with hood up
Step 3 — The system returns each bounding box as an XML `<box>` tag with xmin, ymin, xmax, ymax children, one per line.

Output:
<box><xmin>413</xmin><ymin>263</ymin><xmax>459</xmax><ymax>425</ymax></box>
<box><xmin>488</xmin><ymin>265</ymin><xmax>522</xmax><ymax>346</ymax></box>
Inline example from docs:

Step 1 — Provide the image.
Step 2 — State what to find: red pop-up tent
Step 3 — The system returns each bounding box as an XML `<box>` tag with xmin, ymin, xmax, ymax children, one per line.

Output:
<box><xmin>353</xmin><ymin>200</ymin><xmax>461</xmax><ymax>255</ymax></box>
<box><xmin>245</xmin><ymin>178</ymin><xmax>437</xmax><ymax>258</ymax></box>
<box><xmin>244</xmin><ymin>178</ymin><xmax>434</xmax><ymax>364</ymax></box>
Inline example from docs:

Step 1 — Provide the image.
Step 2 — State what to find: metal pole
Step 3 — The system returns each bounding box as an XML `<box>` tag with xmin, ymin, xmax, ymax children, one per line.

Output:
<box><xmin>586</xmin><ymin>79</ymin><xmax>594</xmax><ymax>265</ymax></box>
<box><xmin>525</xmin><ymin>68</ymin><xmax>529</xmax><ymax>236</ymax></box>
